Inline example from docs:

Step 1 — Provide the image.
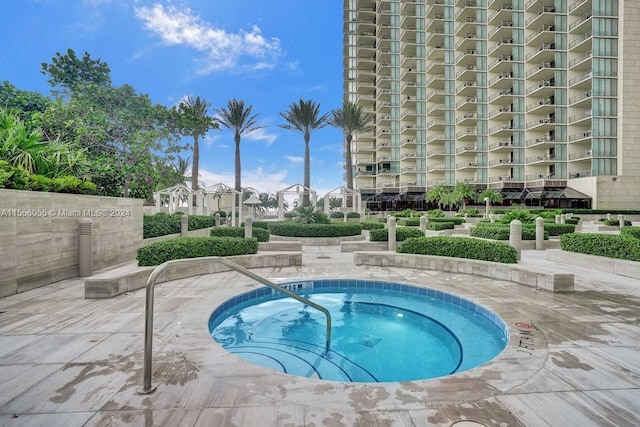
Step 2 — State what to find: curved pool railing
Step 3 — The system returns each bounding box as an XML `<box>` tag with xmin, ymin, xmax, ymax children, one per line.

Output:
<box><xmin>138</xmin><ymin>256</ymin><xmax>333</xmax><ymax>395</ymax></box>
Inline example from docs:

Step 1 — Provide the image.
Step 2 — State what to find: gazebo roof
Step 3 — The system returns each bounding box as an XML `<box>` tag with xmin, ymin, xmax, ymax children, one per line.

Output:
<box><xmin>203</xmin><ymin>183</ymin><xmax>239</xmax><ymax>194</ymax></box>
<box><xmin>155</xmin><ymin>184</ymin><xmax>194</xmax><ymax>195</ymax></box>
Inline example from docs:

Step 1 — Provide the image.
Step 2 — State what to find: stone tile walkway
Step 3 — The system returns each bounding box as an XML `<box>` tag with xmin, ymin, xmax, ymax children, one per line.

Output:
<box><xmin>0</xmin><ymin>246</ymin><xmax>639</xmax><ymax>426</ymax></box>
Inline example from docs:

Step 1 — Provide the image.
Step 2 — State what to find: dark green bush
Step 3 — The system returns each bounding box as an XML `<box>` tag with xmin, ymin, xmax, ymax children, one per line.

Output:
<box><xmin>137</xmin><ymin>236</ymin><xmax>259</xmax><ymax>266</ymax></box>
<box><xmin>361</xmin><ymin>221</ymin><xmax>385</xmax><ymax>230</ymax></box>
<box><xmin>427</xmin><ymin>209</ymin><xmax>445</xmax><ymax>218</ymax></box>
<box><xmin>457</xmin><ymin>208</ymin><xmax>481</xmax><ymax>217</ymax></box>
<box><xmin>188</xmin><ymin>215</ymin><xmax>216</xmax><ymax>230</ymax></box>
<box><xmin>212</xmin><ymin>210</ymin><xmax>226</xmax><ymax>218</ymax></box>
<box><xmin>397</xmin><ymin>236</ymin><xmax>517</xmax><ymax>263</ymax></box>
<box><xmin>398</xmin><ymin>218</ymin><xmax>421</xmax><ymax>226</ymax></box>
<box><xmin>427</xmin><ymin>221</ymin><xmax>455</xmax><ymax>230</ymax></box>
<box><xmin>603</xmin><ymin>219</ymin><xmax>632</xmax><ymax>226</ymax></box>
<box><xmin>210</xmin><ymin>227</ymin><xmax>269</xmax><ymax>242</ymax></box>
<box><xmin>621</xmin><ymin>227</ymin><xmax>640</xmax><ymax>240</ymax></box>
<box><xmin>330</xmin><ymin>211</ymin><xmax>344</xmax><ymax>218</ymax></box>
<box><xmin>565</xmin><ymin>217</ymin><xmax>580</xmax><ymax>225</ymax></box>
<box><xmin>429</xmin><ymin>217</ymin><xmax>465</xmax><ymax>225</ymax></box>
<box><xmin>0</xmin><ymin>161</ymin><xmax>98</xmax><ymax>194</ymax></box>
<box><xmin>346</xmin><ymin>211</ymin><xmax>361</xmax><ymax>218</ymax></box>
<box><xmin>471</xmin><ymin>223</ymin><xmax>547</xmax><ymax>240</ymax></box>
<box><xmin>543</xmin><ymin>223</ymin><xmax>576</xmax><ymax>236</ymax></box>
<box><xmin>240</xmin><ymin>221</ymin><xmax>269</xmax><ymax>230</ymax></box>
<box><xmin>369</xmin><ymin>227</ymin><xmax>425</xmax><ymax>242</ymax></box>
<box><xmin>560</xmin><ymin>233</ymin><xmax>640</xmax><ymax>262</ymax></box>
<box><xmin>268</xmin><ymin>222</ymin><xmax>362</xmax><ymax>237</ymax></box>
<box><xmin>143</xmin><ymin>212</ymin><xmax>180</xmax><ymax>238</ymax></box>
<box><xmin>143</xmin><ymin>213</ymin><xmax>216</xmax><ymax>238</ymax></box>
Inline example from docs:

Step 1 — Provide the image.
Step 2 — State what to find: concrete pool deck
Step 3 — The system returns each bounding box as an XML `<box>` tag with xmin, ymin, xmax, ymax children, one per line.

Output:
<box><xmin>0</xmin><ymin>245</ymin><xmax>639</xmax><ymax>426</ymax></box>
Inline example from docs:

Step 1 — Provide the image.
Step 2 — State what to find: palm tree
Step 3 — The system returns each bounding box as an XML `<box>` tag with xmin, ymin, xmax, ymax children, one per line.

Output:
<box><xmin>453</xmin><ymin>181</ymin><xmax>476</xmax><ymax>210</ymax></box>
<box><xmin>426</xmin><ymin>184</ymin><xmax>450</xmax><ymax>210</ymax></box>
<box><xmin>215</xmin><ymin>99</ymin><xmax>263</xmax><ymax>196</ymax></box>
<box><xmin>479</xmin><ymin>188</ymin><xmax>504</xmax><ymax>216</ymax></box>
<box><xmin>172</xmin><ymin>156</ymin><xmax>190</xmax><ymax>186</ymax></box>
<box><xmin>280</xmin><ymin>99</ymin><xmax>330</xmax><ymax>207</ymax></box>
<box><xmin>329</xmin><ymin>101</ymin><xmax>374</xmax><ymax>190</ymax></box>
<box><xmin>175</xmin><ymin>96</ymin><xmax>217</xmax><ymax>191</ymax></box>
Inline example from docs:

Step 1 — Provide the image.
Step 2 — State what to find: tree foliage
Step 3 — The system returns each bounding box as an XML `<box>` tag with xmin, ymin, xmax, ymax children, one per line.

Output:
<box><xmin>280</xmin><ymin>99</ymin><xmax>329</xmax><ymax>207</ymax></box>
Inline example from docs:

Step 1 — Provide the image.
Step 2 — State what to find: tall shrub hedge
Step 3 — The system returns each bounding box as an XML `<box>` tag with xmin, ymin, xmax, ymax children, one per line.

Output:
<box><xmin>268</xmin><ymin>222</ymin><xmax>362</xmax><ymax>237</ymax></box>
<box><xmin>143</xmin><ymin>213</ymin><xmax>216</xmax><ymax>238</ymax></box>
<box><xmin>137</xmin><ymin>237</ymin><xmax>259</xmax><ymax>266</ymax></box>
<box><xmin>397</xmin><ymin>236</ymin><xmax>517</xmax><ymax>263</ymax></box>
<box><xmin>369</xmin><ymin>227</ymin><xmax>425</xmax><ymax>242</ymax></box>
<box><xmin>560</xmin><ymin>233</ymin><xmax>640</xmax><ymax>262</ymax></box>
<box><xmin>211</xmin><ymin>227</ymin><xmax>269</xmax><ymax>242</ymax></box>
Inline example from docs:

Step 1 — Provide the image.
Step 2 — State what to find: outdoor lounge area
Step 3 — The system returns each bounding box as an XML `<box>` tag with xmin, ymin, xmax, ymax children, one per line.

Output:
<box><xmin>0</xmin><ymin>241</ymin><xmax>639</xmax><ymax>426</ymax></box>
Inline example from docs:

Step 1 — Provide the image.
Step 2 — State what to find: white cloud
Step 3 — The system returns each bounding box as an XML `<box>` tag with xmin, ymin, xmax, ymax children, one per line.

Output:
<box><xmin>198</xmin><ymin>167</ymin><xmax>289</xmax><ymax>194</ymax></box>
<box><xmin>284</xmin><ymin>155</ymin><xmax>304</xmax><ymax>163</ymax></box>
<box><xmin>134</xmin><ymin>4</ymin><xmax>283</xmax><ymax>73</ymax></box>
<box><xmin>245</xmin><ymin>128</ymin><xmax>277</xmax><ymax>145</ymax></box>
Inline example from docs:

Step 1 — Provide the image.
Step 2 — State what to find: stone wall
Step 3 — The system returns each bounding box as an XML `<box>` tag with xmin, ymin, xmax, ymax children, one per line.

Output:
<box><xmin>0</xmin><ymin>189</ymin><xmax>143</xmax><ymax>297</ymax></box>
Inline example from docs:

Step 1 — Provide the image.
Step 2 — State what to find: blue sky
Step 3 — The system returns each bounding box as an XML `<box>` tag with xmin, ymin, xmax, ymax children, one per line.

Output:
<box><xmin>1</xmin><ymin>0</ymin><xmax>346</xmax><ymax>196</ymax></box>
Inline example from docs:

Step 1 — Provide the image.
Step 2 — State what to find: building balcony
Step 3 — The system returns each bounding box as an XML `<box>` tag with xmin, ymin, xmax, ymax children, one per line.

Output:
<box><xmin>401</xmin><ymin>165</ymin><xmax>418</xmax><ymax>173</ymax></box>
<box><xmin>355</xmin><ymin>143</ymin><xmax>375</xmax><ymax>153</ymax></box>
<box><xmin>488</xmin><ymin>157</ymin><xmax>516</xmax><ymax>167</ymax></box>
<box><xmin>426</xmin><ymin>149</ymin><xmax>446</xmax><ymax>158</ymax></box>
<box><xmin>525</xmin><ymin>135</ymin><xmax>555</xmax><ymax>148</ymax></box>
<box><xmin>526</xmin><ymin>25</ymin><xmax>557</xmax><ymax>46</ymax></box>
<box><xmin>568</xmin><ymin>11</ymin><xmax>593</xmax><ymax>34</ymax></box>
<box><xmin>426</xmin><ymin>133</ymin><xmax>446</xmax><ymax>144</ymax></box>
<box><xmin>525</xmin><ymin>43</ymin><xmax>556</xmax><ymax>62</ymax></box>
<box><xmin>568</xmin><ymin>91</ymin><xmax>592</xmax><ymax>108</ymax></box>
<box><xmin>489</xmin><ymin>105</ymin><xmax>514</xmax><ymax>119</ymax></box>
<box><xmin>526</xmin><ymin>60</ymin><xmax>556</xmax><ymax>79</ymax></box>
<box><xmin>401</xmin><ymin>137</ymin><xmax>417</xmax><ymax>148</ymax></box>
<box><xmin>487</xmin><ymin>4</ymin><xmax>514</xmax><ymax>26</ymax></box>
<box><xmin>455</xmin><ymin>33</ymin><xmax>479</xmax><ymax>51</ymax></box>
<box><xmin>525</xmin><ymin>154</ymin><xmax>556</xmax><ymax>164</ymax></box>
<box><xmin>456</xmin><ymin>161</ymin><xmax>480</xmax><ymax>170</ymax></box>
<box><xmin>455</xmin><ymin>144</ymin><xmax>480</xmax><ymax>154</ymax></box>
<box><xmin>568</xmin><ymin>170</ymin><xmax>593</xmax><ymax>179</ymax></box>
<box><xmin>456</xmin><ymin>64</ymin><xmax>478</xmax><ymax>79</ymax></box>
<box><xmin>456</xmin><ymin>96</ymin><xmax>479</xmax><ymax>111</ymax></box>
<box><xmin>525</xmin><ymin>97</ymin><xmax>555</xmax><ymax>113</ymax></box>
<box><xmin>488</xmin><ymin>88</ymin><xmax>514</xmax><ymax>102</ymax></box>
<box><xmin>456</xmin><ymin>128</ymin><xmax>480</xmax><ymax>140</ymax></box>
<box><xmin>456</xmin><ymin>81</ymin><xmax>477</xmax><ymax>96</ymax></box>
<box><xmin>488</xmin><ymin>21</ymin><xmax>515</xmax><ymax>40</ymax></box>
<box><xmin>489</xmin><ymin>123</ymin><xmax>515</xmax><ymax>136</ymax></box>
<box><xmin>569</xmin><ymin>50</ymin><xmax>592</xmax><ymax>71</ymax></box>
<box><xmin>526</xmin><ymin>116</ymin><xmax>556</xmax><ymax>130</ymax></box>
<box><xmin>426</xmin><ymin>74</ymin><xmax>446</xmax><ymax>88</ymax></box>
<box><xmin>427</xmin><ymin>118</ymin><xmax>446</xmax><ymax>130</ymax></box>
<box><xmin>426</xmin><ymin>89</ymin><xmax>446</xmax><ymax>103</ymax></box>
<box><xmin>525</xmin><ymin>79</ymin><xmax>556</xmax><ymax>96</ymax></box>
<box><xmin>427</xmin><ymin>163</ymin><xmax>447</xmax><ymax>172</ymax></box>
<box><xmin>568</xmin><ymin>130</ymin><xmax>592</xmax><ymax>142</ymax></box>
<box><xmin>568</xmin><ymin>110</ymin><xmax>592</xmax><ymax>125</ymax></box>
<box><xmin>488</xmin><ymin>72</ymin><xmax>514</xmax><ymax>89</ymax></box>
<box><xmin>401</xmin><ymin>152</ymin><xmax>417</xmax><ymax>160</ymax></box>
<box><xmin>568</xmin><ymin>0</ymin><xmax>590</xmax><ymax>15</ymax></box>
<box><xmin>488</xmin><ymin>38</ymin><xmax>515</xmax><ymax>56</ymax></box>
<box><xmin>488</xmin><ymin>140</ymin><xmax>513</xmax><ymax>151</ymax></box>
<box><xmin>569</xmin><ymin>31</ymin><xmax>593</xmax><ymax>51</ymax></box>
<box><xmin>525</xmin><ymin>6</ymin><xmax>556</xmax><ymax>28</ymax></box>
<box><xmin>568</xmin><ymin>150</ymin><xmax>594</xmax><ymax>161</ymax></box>
<box><xmin>456</xmin><ymin>112</ymin><xmax>477</xmax><ymax>125</ymax></box>
<box><xmin>488</xmin><ymin>55</ymin><xmax>515</xmax><ymax>73</ymax></box>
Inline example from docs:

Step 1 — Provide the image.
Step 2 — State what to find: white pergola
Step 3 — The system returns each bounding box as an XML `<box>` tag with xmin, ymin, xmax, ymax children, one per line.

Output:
<box><xmin>276</xmin><ymin>184</ymin><xmax>317</xmax><ymax>220</ymax></box>
<box><xmin>322</xmin><ymin>186</ymin><xmax>364</xmax><ymax>221</ymax></box>
<box><xmin>203</xmin><ymin>183</ymin><xmax>242</xmax><ymax>226</ymax></box>
<box><xmin>154</xmin><ymin>184</ymin><xmax>206</xmax><ymax>215</ymax></box>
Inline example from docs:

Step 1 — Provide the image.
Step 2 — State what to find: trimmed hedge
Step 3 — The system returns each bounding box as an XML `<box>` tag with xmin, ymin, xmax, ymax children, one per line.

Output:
<box><xmin>137</xmin><ymin>236</ymin><xmax>259</xmax><ymax>266</ymax></box>
<box><xmin>268</xmin><ymin>222</ymin><xmax>362</xmax><ymax>237</ymax></box>
<box><xmin>560</xmin><ymin>233</ymin><xmax>640</xmax><ymax>262</ymax></box>
<box><xmin>398</xmin><ymin>218</ymin><xmax>421</xmax><ymax>227</ymax></box>
<box><xmin>427</xmin><ymin>221</ymin><xmax>455</xmax><ymax>231</ymax></box>
<box><xmin>143</xmin><ymin>213</ymin><xmax>216</xmax><ymax>239</ymax></box>
<box><xmin>369</xmin><ymin>227</ymin><xmax>425</xmax><ymax>242</ymax></box>
<box><xmin>602</xmin><ymin>219</ymin><xmax>632</xmax><ymax>227</ymax></box>
<box><xmin>330</xmin><ymin>211</ymin><xmax>344</xmax><ymax>218</ymax></box>
<box><xmin>240</xmin><ymin>221</ymin><xmax>270</xmax><ymax>230</ymax></box>
<box><xmin>361</xmin><ymin>221</ymin><xmax>385</xmax><ymax>230</ymax></box>
<box><xmin>543</xmin><ymin>223</ymin><xmax>576</xmax><ymax>236</ymax></box>
<box><xmin>211</xmin><ymin>227</ymin><xmax>269</xmax><ymax>242</ymax></box>
<box><xmin>621</xmin><ymin>227</ymin><xmax>640</xmax><ymax>240</ymax></box>
<box><xmin>471</xmin><ymin>223</ymin><xmax>548</xmax><ymax>240</ymax></box>
<box><xmin>347</xmin><ymin>211</ymin><xmax>361</xmax><ymax>218</ymax></box>
<box><xmin>397</xmin><ymin>237</ymin><xmax>517</xmax><ymax>263</ymax></box>
<box><xmin>429</xmin><ymin>217</ymin><xmax>465</xmax><ymax>225</ymax></box>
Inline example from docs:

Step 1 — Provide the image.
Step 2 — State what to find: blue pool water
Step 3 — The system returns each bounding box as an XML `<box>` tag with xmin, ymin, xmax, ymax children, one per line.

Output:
<box><xmin>208</xmin><ymin>279</ymin><xmax>508</xmax><ymax>383</ymax></box>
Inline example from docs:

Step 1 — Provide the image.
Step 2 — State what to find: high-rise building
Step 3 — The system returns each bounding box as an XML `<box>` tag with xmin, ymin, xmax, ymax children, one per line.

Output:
<box><xmin>344</xmin><ymin>0</ymin><xmax>640</xmax><ymax>209</ymax></box>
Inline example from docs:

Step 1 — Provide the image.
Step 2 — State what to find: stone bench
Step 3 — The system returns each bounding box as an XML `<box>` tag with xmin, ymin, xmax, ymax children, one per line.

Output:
<box><xmin>353</xmin><ymin>251</ymin><xmax>574</xmax><ymax>292</ymax></box>
<box><xmin>269</xmin><ymin>234</ymin><xmax>366</xmax><ymax>246</ymax></box>
<box><xmin>545</xmin><ymin>249</ymin><xmax>640</xmax><ymax>280</ymax></box>
<box><xmin>84</xmin><ymin>252</ymin><xmax>302</xmax><ymax>299</ymax></box>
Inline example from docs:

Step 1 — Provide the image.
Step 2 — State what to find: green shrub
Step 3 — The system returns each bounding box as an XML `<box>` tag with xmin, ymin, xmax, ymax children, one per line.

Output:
<box><xmin>330</xmin><ymin>211</ymin><xmax>344</xmax><ymax>218</ymax></box>
<box><xmin>603</xmin><ymin>219</ymin><xmax>632</xmax><ymax>226</ymax></box>
<box><xmin>471</xmin><ymin>223</ymin><xmax>547</xmax><ymax>240</ymax></box>
<box><xmin>143</xmin><ymin>212</ymin><xmax>181</xmax><ymax>238</ymax></box>
<box><xmin>388</xmin><ymin>209</ymin><xmax>415</xmax><ymax>218</ymax></box>
<box><xmin>397</xmin><ymin>237</ymin><xmax>517</xmax><ymax>263</ymax></box>
<box><xmin>268</xmin><ymin>222</ymin><xmax>362</xmax><ymax>237</ymax></box>
<box><xmin>564</xmin><ymin>217</ymin><xmax>580</xmax><ymax>225</ymax></box>
<box><xmin>457</xmin><ymin>208</ymin><xmax>481</xmax><ymax>217</ymax></box>
<box><xmin>212</xmin><ymin>210</ymin><xmax>226</xmax><ymax>218</ymax></box>
<box><xmin>427</xmin><ymin>209</ymin><xmax>445</xmax><ymax>218</ymax></box>
<box><xmin>361</xmin><ymin>221</ymin><xmax>385</xmax><ymax>230</ymax></box>
<box><xmin>621</xmin><ymin>227</ymin><xmax>640</xmax><ymax>240</ymax></box>
<box><xmin>188</xmin><ymin>215</ymin><xmax>216</xmax><ymax>230</ymax></box>
<box><xmin>210</xmin><ymin>227</ymin><xmax>269</xmax><ymax>242</ymax></box>
<box><xmin>241</xmin><ymin>221</ymin><xmax>269</xmax><ymax>230</ymax></box>
<box><xmin>427</xmin><ymin>221</ymin><xmax>455</xmax><ymax>230</ymax></box>
<box><xmin>346</xmin><ymin>211</ymin><xmax>361</xmax><ymax>218</ymax></box>
<box><xmin>544</xmin><ymin>223</ymin><xmax>576</xmax><ymax>236</ymax></box>
<box><xmin>369</xmin><ymin>227</ymin><xmax>424</xmax><ymax>242</ymax></box>
<box><xmin>560</xmin><ymin>233</ymin><xmax>640</xmax><ymax>262</ymax></box>
<box><xmin>499</xmin><ymin>209</ymin><xmax>535</xmax><ymax>224</ymax></box>
<box><xmin>398</xmin><ymin>218</ymin><xmax>421</xmax><ymax>226</ymax></box>
<box><xmin>429</xmin><ymin>217</ymin><xmax>465</xmax><ymax>225</ymax></box>
<box><xmin>136</xmin><ymin>236</ymin><xmax>259</xmax><ymax>266</ymax></box>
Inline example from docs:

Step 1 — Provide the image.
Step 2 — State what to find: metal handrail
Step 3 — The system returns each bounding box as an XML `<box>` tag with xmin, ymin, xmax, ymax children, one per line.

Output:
<box><xmin>138</xmin><ymin>256</ymin><xmax>332</xmax><ymax>395</ymax></box>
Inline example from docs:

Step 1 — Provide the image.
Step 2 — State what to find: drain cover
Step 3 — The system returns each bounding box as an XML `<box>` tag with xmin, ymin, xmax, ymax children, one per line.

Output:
<box><xmin>451</xmin><ymin>421</ymin><xmax>488</xmax><ymax>427</ymax></box>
